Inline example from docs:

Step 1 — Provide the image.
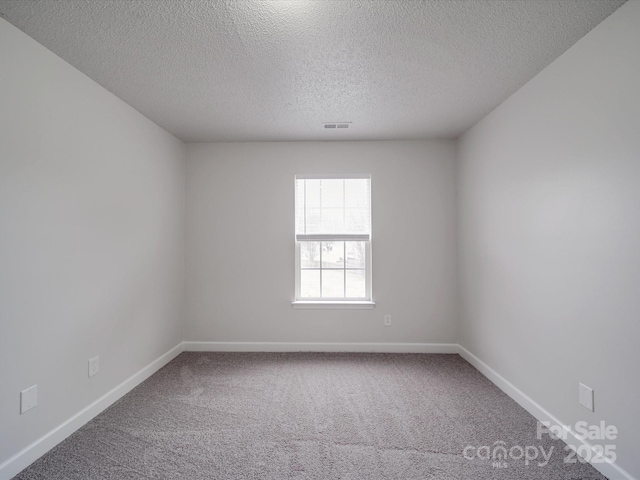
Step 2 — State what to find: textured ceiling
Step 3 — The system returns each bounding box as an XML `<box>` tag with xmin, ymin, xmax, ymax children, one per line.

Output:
<box><xmin>0</xmin><ymin>0</ymin><xmax>626</xmax><ymax>142</ymax></box>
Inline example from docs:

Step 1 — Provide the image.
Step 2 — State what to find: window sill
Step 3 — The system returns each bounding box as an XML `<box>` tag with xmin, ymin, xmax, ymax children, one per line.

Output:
<box><xmin>291</xmin><ymin>301</ymin><xmax>376</xmax><ymax>310</ymax></box>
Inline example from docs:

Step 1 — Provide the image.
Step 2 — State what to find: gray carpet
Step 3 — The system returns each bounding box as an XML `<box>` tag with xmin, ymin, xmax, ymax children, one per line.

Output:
<box><xmin>14</xmin><ymin>353</ymin><xmax>606</xmax><ymax>479</ymax></box>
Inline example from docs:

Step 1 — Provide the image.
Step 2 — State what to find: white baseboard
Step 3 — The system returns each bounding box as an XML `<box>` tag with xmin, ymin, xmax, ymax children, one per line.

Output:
<box><xmin>457</xmin><ymin>345</ymin><xmax>636</xmax><ymax>480</ymax></box>
<box><xmin>0</xmin><ymin>343</ymin><xmax>184</xmax><ymax>480</ymax></box>
<box><xmin>183</xmin><ymin>341</ymin><xmax>459</xmax><ymax>354</ymax></box>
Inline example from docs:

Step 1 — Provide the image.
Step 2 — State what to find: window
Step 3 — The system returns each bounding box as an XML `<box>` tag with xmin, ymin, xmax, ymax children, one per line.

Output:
<box><xmin>293</xmin><ymin>175</ymin><xmax>374</xmax><ymax>308</ymax></box>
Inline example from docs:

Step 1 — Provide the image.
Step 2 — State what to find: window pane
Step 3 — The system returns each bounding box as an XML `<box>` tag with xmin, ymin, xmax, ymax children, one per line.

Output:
<box><xmin>346</xmin><ymin>269</ymin><xmax>366</xmax><ymax>298</ymax></box>
<box><xmin>346</xmin><ymin>241</ymin><xmax>366</xmax><ymax>268</ymax></box>
<box><xmin>320</xmin><ymin>208</ymin><xmax>344</xmax><ymax>234</ymax></box>
<box><xmin>296</xmin><ymin>176</ymin><xmax>370</xmax><ymax>236</ymax></box>
<box><xmin>321</xmin><ymin>241</ymin><xmax>344</xmax><ymax>268</ymax></box>
<box><xmin>305</xmin><ymin>179</ymin><xmax>321</xmax><ymax>209</ymax></box>
<box><xmin>300</xmin><ymin>242</ymin><xmax>320</xmax><ymax>268</ymax></box>
<box><xmin>300</xmin><ymin>270</ymin><xmax>320</xmax><ymax>298</ymax></box>
<box><xmin>322</xmin><ymin>270</ymin><xmax>344</xmax><ymax>298</ymax></box>
<box><xmin>320</xmin><ymin>179</ymin><xmax>344</xmax><ymax>208</ymax></box>
<box><xmin>345</xmin><ymin>207</ymin><xmax>369</xmax><ymax>233</ymax></box>
<box><xmin>344</xmin><ymin>178</ymin><xmax>369</xmax><ymax>207</ymax></box>
<box><xmin>304</xmin><ymin>208</ymin><xmax>322</xmax><ymax>234</ymax></box>
<box><xmin>344</xmin><ymin>178</ymin><xmax>370</xmax><ymax>233</ymax></box>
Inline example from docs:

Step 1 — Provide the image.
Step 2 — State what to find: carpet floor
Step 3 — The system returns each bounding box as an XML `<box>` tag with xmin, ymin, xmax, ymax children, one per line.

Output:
<box><xmin>13</xmin><ymin>353</ymin><xmax>606</xmax><ymax>479</ymax></box>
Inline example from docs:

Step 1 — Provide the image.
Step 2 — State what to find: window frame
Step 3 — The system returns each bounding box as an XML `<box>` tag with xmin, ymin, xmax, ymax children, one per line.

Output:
<box><xmin>292</xmin><ymin>174</ymin><xmax>375</xmax><ymax>309</ymax></box>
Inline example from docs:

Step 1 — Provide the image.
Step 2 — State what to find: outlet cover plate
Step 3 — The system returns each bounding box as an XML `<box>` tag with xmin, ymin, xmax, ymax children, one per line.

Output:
<box><xmin>20</xmin><ymin>385</ymin><xmax>37</xmax><ymax>414</ymax></box>
<box><xmin>88</xmin><ymin>356</ymin><xmax>99</xmax><ymax>377</ymax></box>
<box><xmin>579</xmin><ymin>383</ymin><xmax>594</xmax><ymax>412</ymax></box>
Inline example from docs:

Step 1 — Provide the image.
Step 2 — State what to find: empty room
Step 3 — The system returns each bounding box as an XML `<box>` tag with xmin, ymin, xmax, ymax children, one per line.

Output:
<box><xmin>1</xmin><ymin>0</ymin><xmax>638</xmax><ymax>479</ymax></box>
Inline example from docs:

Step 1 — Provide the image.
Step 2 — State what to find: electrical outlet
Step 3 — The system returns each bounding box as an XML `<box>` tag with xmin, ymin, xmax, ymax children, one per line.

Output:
<box><xmin>384</xmin><ymin>315</ymin><xmax>392</xmax><ymax>327</ymax></box>
<box><xmin>88</xmin><ymin>356</ymin><xmax>99</xmax><ymax>377</ymax></box>
<box><xmin>579</xmin><ymin>383</ymin><xmax>594</xmax><ymax>412</ymax></box>
<box><xmin>20</xmin><ymin>385</ymin><xmax>37</xmax><ymax>414</ymax></box>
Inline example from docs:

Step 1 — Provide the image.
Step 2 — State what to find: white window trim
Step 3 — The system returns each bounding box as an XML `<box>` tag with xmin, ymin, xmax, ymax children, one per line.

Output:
<box><xmin>291</xmin><ymin>300</ymin><xmax>376</xmax><ymax>309</ymax></box>
<box><xmin>293</xmin><ymin>175</ymin><xmax>374</xmax><ymax>308</ymax></box>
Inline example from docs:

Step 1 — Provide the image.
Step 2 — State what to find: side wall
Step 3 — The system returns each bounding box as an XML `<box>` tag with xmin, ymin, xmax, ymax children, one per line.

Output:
<box><xmin>0</xmin><ymin>19</ymin><xmax>185</xmax><ymax>471</ymax></box>
<box><xmin>186</xmin><ymin>140</ymin><xmax>457</xmax><ymax>346</ymax></box>
<box><xmin>458</xmin><ymin>2</ymin><xmax>640</xmax><ymax>477</ymax></box>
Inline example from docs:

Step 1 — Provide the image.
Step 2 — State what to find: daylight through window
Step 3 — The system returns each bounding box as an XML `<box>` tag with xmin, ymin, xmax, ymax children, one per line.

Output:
<box><xmin>294</xmin><ymin>175</ymin><xmax>372</xmax><ymax>302</ymax></box>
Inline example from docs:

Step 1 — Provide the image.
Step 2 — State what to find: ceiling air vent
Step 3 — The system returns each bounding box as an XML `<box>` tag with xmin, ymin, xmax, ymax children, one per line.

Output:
<box><xmin>323</xmin><ymin>122</ymin><xmax>351</xmax><ymax>129</ymax></box>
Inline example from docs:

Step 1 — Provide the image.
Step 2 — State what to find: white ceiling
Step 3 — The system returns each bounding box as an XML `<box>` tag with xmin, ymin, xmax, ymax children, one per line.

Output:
<box><xmin>0</xmin><ymin>0</ymin><xmax>626</xmax><ymax>142</ymax></box>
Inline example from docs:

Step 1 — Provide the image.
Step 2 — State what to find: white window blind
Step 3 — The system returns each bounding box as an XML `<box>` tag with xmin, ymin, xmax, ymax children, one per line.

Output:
<box><xmin>295</xmin><ymin>175</ymin><xmax>371</xmax><ymax>241</ymax></box>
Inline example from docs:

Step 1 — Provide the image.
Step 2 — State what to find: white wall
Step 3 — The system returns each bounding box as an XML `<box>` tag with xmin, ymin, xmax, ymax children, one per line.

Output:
<box><xmin>4</xmin><ymin>0</ymin><xmax>638</xmax><ymax>476</ymax></box>
<box><xmin>186</xmin><ymin>140</ymin><xmax>457</xmax><ymax>345</ymax></box>
<box><xmin>458</xmin><ymin>1</ymin><xmax>640</xmax><ymax>478</ymax></box>
<box><xmin>0</xmin><ymin>18</ymin><xmax>185</xmax><ymax>468</ymax></box>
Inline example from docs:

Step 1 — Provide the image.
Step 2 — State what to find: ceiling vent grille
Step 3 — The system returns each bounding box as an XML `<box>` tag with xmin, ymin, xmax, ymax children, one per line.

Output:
<box><xmin>323</xmin><ymin>122</ymin><xmax>351</xmax><ymax>129</ymax></box>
